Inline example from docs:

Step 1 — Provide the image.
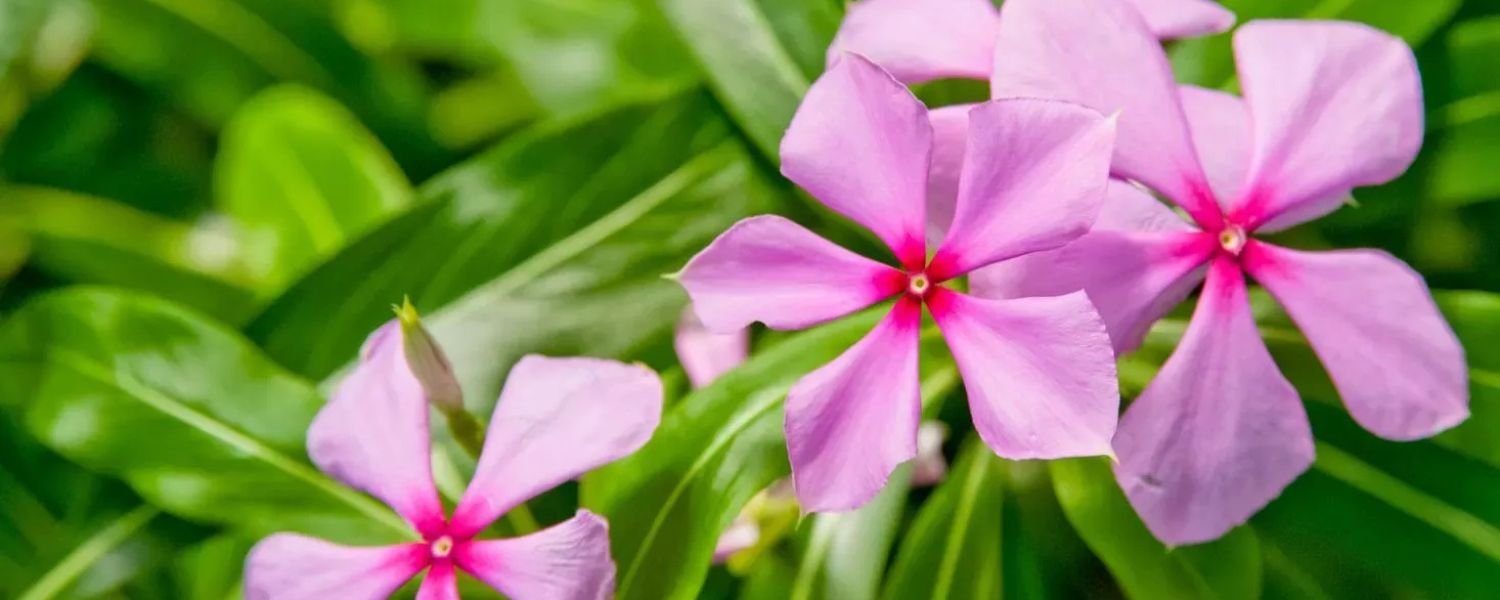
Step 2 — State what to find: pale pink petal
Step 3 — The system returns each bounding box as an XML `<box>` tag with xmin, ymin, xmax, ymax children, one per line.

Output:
<box><xmin>711</xmin><ymin>519</ymin><xmax>760</xmax><ymax>564</ymax></box>
<box><xmin>929</xmin><ymin>99</ymin><xmax>1115</xmax><ymax>279</ymax></box>
<box><xmin>450</xmin><ymin>357</ymin><xmax>661</xmax><ymax>537</ymax></box>
<box><xmin>924</xmin><ymin>104</ymin><xmax>973</xmax><ymax>245</ymax></box>
<box><xmin>1230</xmin><ymin>21</ymin><xmax>1424</xmax><ymax>232</ymax></box>
<box><xmin>787</xmin><ymin>299</ymin><xmax>922</xmax><ymax>513</ymax></box>
<box><xmin>911</xmin><ymin>421</ymin><xmax>950</xmax><ymax>487</ymax></box>
<box><xmin>454</xmin><ymin>511</ymin><xmax>615</xmax><ymax>600</ymax></box>
<box><xmin>1243</xmin><ymin>242</ymin><xmax>1468</xmax><ymax>439</ymax></box>
<box><xmin>1127</xmin><ymin>0</ymin><xmax>1235</xmax><ymax>39</ymax></box>
<box><xmin>674</xmin><ymin>309</ymin><xmax>749</xmax><ymax>388</ymax></box>
<box><xmin>678</xmin><ymin>215</ymin><xmax>903</xmax><ymax>332</ymax></box>
<box><xmin>928</xmin><ymin>289</ymin><xmax>1118</xmax><ymax>458</ymax></box>
<box><xmin>971</xmin><ymin>188</ymin><xmax>1214</xmax><ymax>354</ymax></box>
<box><xmin>781</xmin><ymin>54</ymin><xmax>931</xmax><ymax>267</ymax></box>
<box><xmin>416</xmin><ymin>562</ymin><xmax>459</xmax><ymax>600</ymax></box>
<box><xmin>990</xmin><ymin>0</ymin><xmax>1219</xmax><ymax>226</ymax></box>
<box><xmin>244</xmin><ymin>534</ymin><xmax>425</xmax><ymax>600</ymax></box>
<box><xmin>1180</xmin><ymin>85</ymin><xmax>1251</xmax><ymax>206</ymax></box>
<box><xmin>308</xmin><ymin>321</ymin><xmax>444</xmax><ymax>536</ymax></box>
<box><xmin>1114</xmin><ymin>258</ymin><xmax>1314</xmax><ymax>545</ymax></box>
<box><xmin>826</xmin><ymin>0</ymin><xmax>999</xmax><ymax>85</ymax></box>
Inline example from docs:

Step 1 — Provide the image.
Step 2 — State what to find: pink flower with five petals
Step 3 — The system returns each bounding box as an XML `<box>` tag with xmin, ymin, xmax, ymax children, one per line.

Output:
<box><xmin>976</xmin><ymin>0</ymin><xmax>1469</xmax><ymax>544</ymax></box>
<box><xmin>677</xmin><ymin>54</ymin><xmax>1122</xmax><ymax>513</ymax></box>
<box><xmin>244</xmin><ymin>321</ymin><xmax>662</xmax><ymax>599</ymax></box>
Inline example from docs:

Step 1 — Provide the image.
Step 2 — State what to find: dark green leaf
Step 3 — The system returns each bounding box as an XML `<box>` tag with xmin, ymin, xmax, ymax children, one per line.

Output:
<box><xmin>883</xmin><ymin>437</ymin><xmax>1006</xmax><ymax>600</ymax></box>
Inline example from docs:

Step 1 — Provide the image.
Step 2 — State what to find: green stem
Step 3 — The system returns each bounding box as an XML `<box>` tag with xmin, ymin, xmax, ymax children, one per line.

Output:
<box><xmin>18</xmin><ymin>506</ymin><xmax>159</xmax><ymax>600</ymax></box>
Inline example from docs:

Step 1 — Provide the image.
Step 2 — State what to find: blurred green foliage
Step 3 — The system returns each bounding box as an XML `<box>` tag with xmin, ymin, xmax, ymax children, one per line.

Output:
<box><xmin>0</xmin><ymin>0</ymin><xmax>1497</xmax><ymax>598</ymax></box>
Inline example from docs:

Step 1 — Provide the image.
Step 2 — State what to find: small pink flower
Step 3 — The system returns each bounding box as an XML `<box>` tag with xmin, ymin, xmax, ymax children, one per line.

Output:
<box><xmin>678</xmin><ymin>54</ymin><xmax>1121</xmax><ymax>513</ymax></box>
<box><xmin>978</xmin><ymin>0</ymin><xmax>1468</xmax><ymax>544</ymax></box>
<box><xmin>674</xmin><ymin>309</ymin><xmax>750</xmax><ymax>389</ymax></box>
<box><xmin>244</xmin><ymin>322</ymin><xmax>663</xmax><ymax>599</ymax></box>
<box><xmin>825</xmin><ymin>0</ymin><xmax>1235</xmax><ymax>243</ymax></box>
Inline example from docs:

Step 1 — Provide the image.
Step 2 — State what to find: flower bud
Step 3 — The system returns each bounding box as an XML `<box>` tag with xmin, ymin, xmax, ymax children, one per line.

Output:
<box><xmin>395</xmin><ymin>298</ymin><xmax>464</xmax><ymax>414</ymax></box>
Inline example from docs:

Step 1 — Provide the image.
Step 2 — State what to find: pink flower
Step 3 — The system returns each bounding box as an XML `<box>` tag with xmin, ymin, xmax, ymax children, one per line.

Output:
<box><xmin>677</xmin><ymin>54</ymin><xmax>1121</xmax><ymax>513</ymax></box>
<box><xmin>825</xmin><ymin>0</ymin><xmax>1235</xmax><ymax>243</ymax></box>
<box><xmin>978</xmin><ymin>0</ymin><xmax>1468</xmax><ymax>544</ymax></box>
<box><xmin>244</xmin><ymin>322</ymin><xmax>663</xmax><ymax>599</ymax></box>
<box><xmin>674</xmin><ymin>309</ymin><xmax>750</xmax><ymax>389</ymax></box>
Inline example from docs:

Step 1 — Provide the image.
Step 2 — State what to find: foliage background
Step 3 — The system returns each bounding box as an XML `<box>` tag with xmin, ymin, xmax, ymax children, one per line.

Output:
<box><xmin>0</xmin><ymin>0</ymin><xmax>1498</xmax><ymax>598</ymax></box>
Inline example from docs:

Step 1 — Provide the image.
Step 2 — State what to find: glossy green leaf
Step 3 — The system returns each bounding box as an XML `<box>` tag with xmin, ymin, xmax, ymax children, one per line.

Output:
<box><xmin>215</xmin><ymin>84</ymin><xmax>415</xmax><ymax>290</ymax></box>
<box><xmin>248</xmin><ymin>91</ymin><xmax>764</xmax><ymax>393</ymax></box>
<box><xmin>791</xmin><ymin>467</ymin><xmax>910</xmax><ymax>600</ymax></box>
<box><xmin>883</xmin><ymin>436</ymin><xmax>1006</xmax><ymax>600</ymax></box>
<box><xmin>0</xmin><ymin>186</ymin><xmax>258</xmax><ymax>323</ymax></box>
<box><xmin>0</xmin><ymin>0</ymin><xmax>93</xmax><ymax>137</ymax></box>
<box><xmin>0</xmin><ymin>288</ymin><xmax>410</xmax><ymax>544</ymax></box>
<box><xmin>1428</xmin><ymin>17</ymin><xmax>1500</xmax><ymax>207</ymax></box>
<box><xmin>1050</xmin><ymin>457</ymin><xmax>1262</xmax><ymax>600</ymax></box>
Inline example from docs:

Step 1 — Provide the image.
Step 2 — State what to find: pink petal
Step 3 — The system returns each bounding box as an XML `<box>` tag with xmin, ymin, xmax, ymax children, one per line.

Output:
<box><xmin>674</xmin><ymin>309</ymin><xmax>749</xmax><ymax>388</ymax></box>
<box><xmin>678</xmin><ymin>215</ymin><xmax>903</xmax><ymax>332</ymax></box>
<box><xmin>454</xmin><ymin>511</ymin><xmax>615</xmax><ymax>600</ymax></box>
<box><xmin>781</xmin><ymin>53</ymin><xmax>931</xmax><ymax>268</ymax></box>
<box><xmin>826</xmin><ymin>0</ymin><xmax>999</xmax><ymax>85</ymax></box>
<box><xmin>924</xmin><ymin>104</ymin><xmax>973</xmax><ymax>245</ymax></box>
<box><xmin>1230</xmin><ymin>21</ymin><xmax>1424</xmax><ymax>232</ymax></box>
<box><xmin>711</xmin><ymin>519</ymin><xmax>760</xmax><ymax>564</ymax></box>
<box><xmin>911</xmin><ymin>421</ymin><xmax>950</xmax><ymax>487</ymax></box>
<box><xmin>929</xmin><ymin>99</ymin><xmax>1115</xmax><ymax>280</ymax></box>
<box><xmin>244</xmin><ymin>534</ymin><xmax>426</xmax><ymax>600</ymax></box>
<box><xmin>928</xmin><ymin>289</ymin><xmax>1119</xmax><ymax>458</ymax></box>
<box><xmin>1180</xmin><ymin>85</ymin><xmax>1251</xmax><ymax>206</ymax></box>
<box><xmin>1114</xmin><ymin>258</ymin><xmax>1314</xmax><ymax>545</ymax></box>
<box><xmin>1127</xmin><ymin>0</ymin><xmax>1235</xmax><ymax>39</ymax></box>
<box><xmin>450</xmin><ymin>357</ymin><xmax>661</xmax><ymax>537</ymax></box>
<box><xmin>1243</xmin><ymin>242</ymin><xmax>1468</xmax><ymax>439</ymax></box>
<box><xmin>971</xmin><ymin>184</ymin><xmax>1213</xmax><ymax>353</ymax></box>
<box><xmin>308</xmin><ymin>321</ymin><xmax>444</xmax><ymax>537</ymax></box>
<box><xmin>416</xmin><ymin>562</ymin><xmax>459</xmax><ymax>600</ymax></box>
<box><xmin>787</xmin><ymin>298</ymin><xmax>922</xmax><ymax>512</ymax></box>
<box><xmin>990</xmin><ymin>0</ymin><xmax>1219</xmax><ymax>227</ymax></box>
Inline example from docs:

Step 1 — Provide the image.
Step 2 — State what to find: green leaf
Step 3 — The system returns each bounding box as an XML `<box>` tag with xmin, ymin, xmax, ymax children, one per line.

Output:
<box><xmin>15</xmin><ymin>505</ymin><xmax>159</xmax><ymax>600</ymax></box>
<box><xmin>0</xmin><ymin>287</ymin><xmax>409</xmax><ymax>543</ymax></box>
<box><xmin>215</xmin><ymin>84</ymin><xmax>415</xmax><ymax>290</ymax></box>
<box><xmin>1428</xmin><ymin>17</ymin><xmax>1500</xmax><ymax>207</ymax></box>
<box><xmin>792</xmin><ymin>467</ymin><xmax>910</xmax><ymax>600</ymax></box>
<box><xmin>1050</xmin><ymin>457</ymin><xmax>1262</xmax><ymax>600</ymax></box>
<box><xmin>247</xmin><ymin>91</ymin><xmax>766</xmax><ymax>396</ymax></box>
<box><xmin>169</xmin><ymin>535</ymin><xmax>253</xmax><ymax>600</ymax></box>
<box><xmin>0</xmin><ymin>186</ymin><xmax>258</xmax><ymax>323</ymax></box>
<box><xmin>0</xmin><ymin>0</ymin><xmax>93</xmax><ymax>138</ymax></box>
<box><xmin>657</xmin><ymin>0</ymin><xmax>813</xmax><ymax>160</ymax></box>
<box><xmin>1170</xmin><ymin>0</ymin><xmax>1461</xmax><ymax>89</ymax></box>
<box><xmin>883</xmin><ymin>436</ymin><xmax>1006</xmax><ymax>600</ymax></box>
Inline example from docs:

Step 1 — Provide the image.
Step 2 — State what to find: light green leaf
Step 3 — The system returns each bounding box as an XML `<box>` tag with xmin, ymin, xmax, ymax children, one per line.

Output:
<box><xmin>0</xmin><ymin>288</ymin><xmax>409</xmax><ymax>544</ymax></box>
<box><xmin>883</xmin><ymin>436</ymin><xmax>1005</xmax><ymax>600</ymax></box>
<box><xmin>215</xmin><ymin>84</ymin><xmax>415</xmax><ymax>290</ymax></box>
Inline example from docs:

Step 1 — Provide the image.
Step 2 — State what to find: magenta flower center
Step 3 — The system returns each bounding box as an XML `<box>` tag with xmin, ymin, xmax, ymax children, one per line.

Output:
<box><xmin>430</xmin><ymin>535</ymin><xmax>455</xmax><ymax>559</ymax></box>
<box><xmin>1218</xmin><ymin>224</ymin><xmax>1248</xmax><ymax>256</ymax></box>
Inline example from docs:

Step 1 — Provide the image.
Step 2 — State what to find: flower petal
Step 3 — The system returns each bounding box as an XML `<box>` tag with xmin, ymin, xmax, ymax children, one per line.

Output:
<box><xmin>781</xmin><ymin>53</ymin><xmax>931</xmax><ymax>267</ymax></box>
<box><xmin>928</xmin><ymin>289</ymin><xmax>1119</xmax><ymax>458</ymax></box>
<box><xmin>244</xmin><ymin>534</ymin><xmax>425</xmax><ymax>600</ymax></box>
<box><xmin>826</xmin><ymin>0</ymin><xmax>999</xmax><ymax>85</ymax></box>
<box><xmin>787</xmin><ymin>299</ymin><xmax>922</xmax><ymax>512</ymax></box>
<box><xmin>1114</xmin><ymin>258</ymin><xmax>1314</xmax><ymax>545</ymax></box>
<box><xmin>1243</xmin><ymin>242</ymin><xmax>1468</xmax><ymax>439</ymax></box>
<box><xmin>1230</xmin><ymin>21</ymin><xmax>1423</xmax><ymax>231</ymax></box>
<box><xmin>308</xmin><ymin>321</ymin><xmax>444</xmax><ymax>536</ymax></box>
<box><xmin>416</xmin><ymin>562</ymin><xmax>459</xmax><ymax>600</ymax></box>
<box><xmin>1128</xmin><ymin>0</ymin><xmax>1235</xmax><ymax>39</ymax></box>
<box><xmin>674</xmin><ymin>309</ymin><xmax>749</xmax><ymax>388</ymax></box>
<box><xmin>679</xmin><ymin>215</ymin><xmax>903</xmax><ymax>332</ymax></box>
<box><xmin>454</xmin><ymin>510</ymin><xmax>615</xmax><ymax>600</ymax></box>
<box><xmin>450</xmin><ymin>357</ymin><xmax>661</xmax><ymax>537</ymax></box>
<box><xmin>929</xmin><ymin>99</ymin><xmax>1115</xmax><ymax>279</ymax></box>
<box><xmin>924</xmin><ymin>104</ymin><xmax>973</xmax><ymax>245</ymax></box>
<box><xmin>1180</xmin><ymin>85</ymin><xmax>1250</xmax><ymax>206</ymax></box>
<box><xmin>990</xmin><ymin>0</ymin><xmax>1218</xmax><ymax>226</ymax></box>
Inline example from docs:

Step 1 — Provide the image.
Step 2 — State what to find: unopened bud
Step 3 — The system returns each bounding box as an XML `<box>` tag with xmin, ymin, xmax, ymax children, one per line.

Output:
<box><xmin>394</xmin><ymin>297</ymin><xmax>464</xmax><ymax>414</ymax></box>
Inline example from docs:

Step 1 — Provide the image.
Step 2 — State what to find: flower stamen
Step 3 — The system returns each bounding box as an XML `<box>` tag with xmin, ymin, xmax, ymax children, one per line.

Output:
<box><xmin>1218</xmin><ymin>224</ymin><xmax>1247</xmax><ymax>256</ymax></box>
<box><xmin>430</xmin><ymin>535</ymin><xmax>454</xmax><ymax>559</ymax></box>
<box><xmin>907</xmin><ymin>273</ymin><xmax>931</xmax><ymax>297</ymax></box>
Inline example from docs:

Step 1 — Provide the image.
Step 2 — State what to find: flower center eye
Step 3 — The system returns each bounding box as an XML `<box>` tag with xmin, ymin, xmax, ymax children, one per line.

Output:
<box><xmin>1218</xmin><ymin>225</ymin><xmax>1247</xmax><ymax>255</ymax></box>
<box><xmin>907</xmin><ymin>273</ymin><xmax>930</xmax><ymax>296</ymax></box>
<box><xmin>430</xmin><ymin>535</ymin><xmax>454</xmax><ymax>559</ymax></box>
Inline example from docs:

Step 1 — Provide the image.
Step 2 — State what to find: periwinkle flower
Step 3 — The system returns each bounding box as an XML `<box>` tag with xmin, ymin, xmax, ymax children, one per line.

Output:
<box><xmin>678</xmin><ymin>54</ymin><xmax>1121</xmax><ymax>513</ymax></box>
<box><xmin>245</xmin><ymin>321</ymin><xmax>662</xmax><ymax>599</ymax></box>
<box><xmin>976</xmin><ymin>0</ymin><xmax>1468</xmax><ymax>544</ymax></box>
